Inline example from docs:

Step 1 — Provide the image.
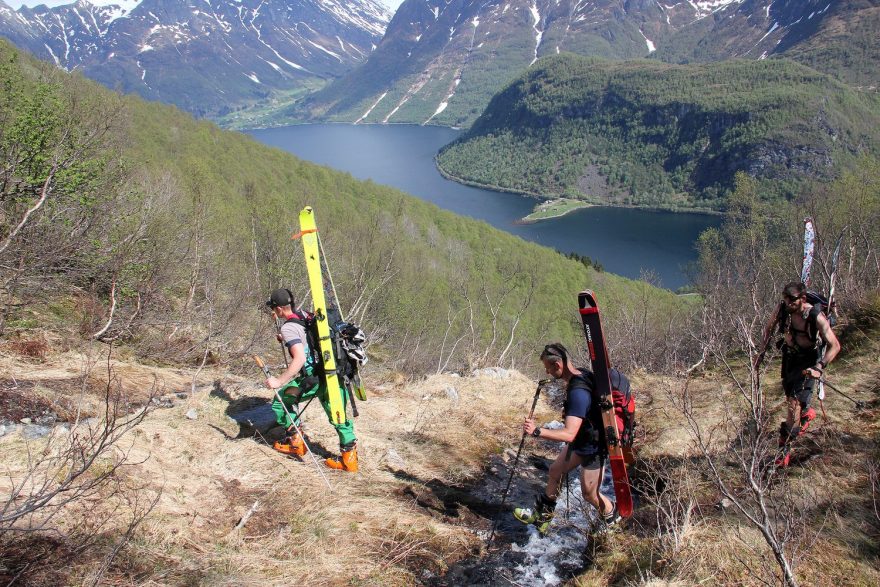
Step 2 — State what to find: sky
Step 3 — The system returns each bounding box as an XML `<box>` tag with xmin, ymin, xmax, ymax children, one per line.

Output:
<box><xmin>5</xmin><ymin>0</ymin><xmax>407</xmax><ymax>10</ymax></box>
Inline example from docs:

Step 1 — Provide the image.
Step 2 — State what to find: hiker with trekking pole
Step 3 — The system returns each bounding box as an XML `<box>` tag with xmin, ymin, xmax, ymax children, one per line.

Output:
<box><xmin>511</xmin><ymin>343</ymin><xmax>625</xmax><ymax>536</ymax></box>
<box><xmin>264</xmin><ymin>288</ymin><xmax>359</xmax><ymax>472</ymax></box>
<box><xmin>760</xmin><ymin>282</ymin><xmax>841</xmax><ymax>467</ymax></box>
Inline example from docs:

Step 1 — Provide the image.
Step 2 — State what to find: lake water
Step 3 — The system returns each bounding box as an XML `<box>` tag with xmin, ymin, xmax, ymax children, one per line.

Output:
<box><xmin>248</xmin><ymin>124</ymin><xmax>720</xmax><ymax>290</ymax></box>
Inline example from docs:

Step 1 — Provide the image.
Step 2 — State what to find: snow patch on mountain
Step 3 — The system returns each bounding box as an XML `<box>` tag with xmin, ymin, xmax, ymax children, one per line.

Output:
<box><xmin>529</xmin><ymin>1</ymin><xmax>542</xmax><ymax>66</ymax></box>
<box><xmin>356</xmin><ymin>91</ymin><xmax>387</xmax><ymax>123</ymax></box>
<box><xmin>639</xmin><ymin>28</ymin><xmax>656</xmax><ymax>53</ymax></box>
<box><xmin>689</xmin><ymin>0</ymin><xmax>742</xmax><ymax>19</ymax></box>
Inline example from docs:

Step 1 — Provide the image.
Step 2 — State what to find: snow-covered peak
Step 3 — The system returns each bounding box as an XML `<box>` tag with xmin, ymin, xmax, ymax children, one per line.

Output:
<box><xmin>691</xmin><ymin>0</ymin><xmax>744</xmax><ymax>19</ymax></box>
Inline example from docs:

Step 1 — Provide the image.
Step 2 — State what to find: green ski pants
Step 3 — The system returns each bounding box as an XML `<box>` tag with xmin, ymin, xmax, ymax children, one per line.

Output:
<box><xmin>271</xmin><ymin>380</ymin><xmax>356</xmax><ymax>448</ymax></box>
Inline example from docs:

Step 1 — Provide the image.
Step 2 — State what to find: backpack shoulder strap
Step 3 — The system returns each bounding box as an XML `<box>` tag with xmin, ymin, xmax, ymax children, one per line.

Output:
<box><xmin>568</xmin><ymin>369</ymin><xmax>595</xmax><ymax>393</ymax></box>
<box><xmin>807</xmin><ymin>304</ymin><xmax>823</xmax><ymax>342</ymax></box>
<box><xmin>283</xmin><ymin>311</ymin><xmax>309</xmax><ymax>327</ymax></box>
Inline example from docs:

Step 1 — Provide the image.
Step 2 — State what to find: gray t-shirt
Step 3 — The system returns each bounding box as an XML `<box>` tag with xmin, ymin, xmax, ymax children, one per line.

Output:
<box><xmin>280</xmin><ymin>319</ymin><xmax>307</xmax><ymax>356</ymax></box>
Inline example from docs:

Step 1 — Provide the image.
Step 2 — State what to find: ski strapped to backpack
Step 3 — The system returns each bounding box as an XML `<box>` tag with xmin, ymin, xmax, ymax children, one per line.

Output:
<box><xmin>292</xmin><ymin>207</ymin><xmax>369</xmax><ymax>424</ymax></box>
<box><xmin>569</xmin><ymin>368</ymin><xmax>637</xmax><ymax>465</ymax></box>
<box><xmin>578</xmin><ymin>289</ymin><xmax>634</xmax><ymax>518</ymax></box>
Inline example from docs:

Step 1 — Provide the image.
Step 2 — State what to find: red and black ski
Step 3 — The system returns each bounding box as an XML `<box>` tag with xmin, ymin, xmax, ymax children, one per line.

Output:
<box><xmin>578</xmin><ymin>290</ymin><xmax>634</xmax><ymax>518</ymax></box>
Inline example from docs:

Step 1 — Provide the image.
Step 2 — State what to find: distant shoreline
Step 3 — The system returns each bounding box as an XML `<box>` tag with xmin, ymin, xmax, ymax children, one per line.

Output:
<box><xmin>434</xmin><ymin>158</ymin><xmax>723</xmax><ymax>220</ymax></box>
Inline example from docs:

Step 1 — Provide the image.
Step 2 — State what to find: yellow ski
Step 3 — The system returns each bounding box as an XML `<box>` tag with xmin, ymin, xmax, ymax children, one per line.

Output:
<box><xmin>296</xmin><ymin>207</ymin><xmax>345</xmax><ymax>425</ymax></box>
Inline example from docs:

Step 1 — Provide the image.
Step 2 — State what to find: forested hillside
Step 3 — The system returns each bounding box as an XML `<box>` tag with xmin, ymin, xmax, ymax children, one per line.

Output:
<box><xmin>0</xmin><ymin>40</ymin><xmax>687</xmax><ymax>379</ymax></box>
<box><xmin>436</xmin><ymin>54</ymin><xmax>880</xmax><ymax>211</ymax></box>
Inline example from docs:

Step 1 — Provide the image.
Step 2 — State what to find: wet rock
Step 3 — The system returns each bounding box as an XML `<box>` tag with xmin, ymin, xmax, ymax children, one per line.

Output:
<box><xmin>22</xmin><ymin>425</ymin><xmax>51</xmax><ymax>439</ymax></box>
<box><xmin>35</xmin><ymin>412</ymin><xmax>57</xmax><ymax>425</ymax></box>
<box><xmin>185</xmin><ymin>408</ymin><xmax>198</xmax><ymax>420</ymax></box>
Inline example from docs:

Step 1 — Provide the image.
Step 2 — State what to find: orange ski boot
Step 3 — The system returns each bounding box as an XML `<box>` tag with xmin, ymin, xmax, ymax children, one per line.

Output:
<box><xmin>273</xmin><ymin>433</ymin><xmax>306</xmax><ymax>457</ymax></box>
<box><xmin>798</xmin><ymin>407</ymin><xmax>816</xmax><ymax>436</ymax></box>
<box><xmin>326</xmin><ymin>446</ymin><xmax>358</xmax><ymax>473</ymax></box>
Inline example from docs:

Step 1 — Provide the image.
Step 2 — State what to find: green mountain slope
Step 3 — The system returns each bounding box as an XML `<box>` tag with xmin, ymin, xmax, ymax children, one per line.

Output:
<box><xmin>436</xmin><ymin>54</ymin><xmax>880</xmax><ymax>211</ymax></box>
<box><xmin>0</xmin><ymin>40</ymin><xmax>688</xmax><ymax>375</ymax></box>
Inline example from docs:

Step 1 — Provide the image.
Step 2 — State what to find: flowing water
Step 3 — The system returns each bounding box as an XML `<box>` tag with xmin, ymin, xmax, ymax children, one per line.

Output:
<box><xmin>430</xmin><ymin>430</ymin><xmax>619</xmax><ymax>586</ymax></box>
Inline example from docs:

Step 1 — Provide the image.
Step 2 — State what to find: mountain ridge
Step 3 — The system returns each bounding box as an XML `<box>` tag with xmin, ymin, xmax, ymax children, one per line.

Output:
<box><xmin>0</xmin><ymin>0</ymin><xmax>390</xmax><ymax>117</ymax></box>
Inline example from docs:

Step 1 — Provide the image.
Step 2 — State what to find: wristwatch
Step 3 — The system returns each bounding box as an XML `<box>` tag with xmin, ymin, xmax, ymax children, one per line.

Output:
<box><xmin>532</xmin><ymin>428</ymin><xmax>541</xmax><ymax>438</ymax></box>
<box><xmin>818</xmin><ymin>360</ymin><xmax>827</xmax><ymax>369</ymax></box>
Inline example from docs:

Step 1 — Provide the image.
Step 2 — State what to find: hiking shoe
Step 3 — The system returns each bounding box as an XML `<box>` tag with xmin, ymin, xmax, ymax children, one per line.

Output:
<box><xmin>593</xmin><ymin>504</ymin><xmax>621</xmax><ymax>535</ymax></box>
<box><xmin>273</xmin><ymin>433</ymin><xmax>306</xmax><ymax>457</ymax></box>
<box><xmin>798</xmin><ymin>408</ymin><xmax>816</xmax><ymax>436</ymax></box>
<box><xmin>513</xmin><ymin>494</ymin><xmax>556</xmax><ymax>536</ymax></box>
<box><xmin>513</xmin><ymin>506</ymin><xmax>554</xmax><ymax>536</ymax></box>
<box><xmin>602</xmin><ymin>504</ymin><xmax>621</xmax><ymax>528</ymax></box>
<box><xmin>774</xmin><ymin>447</ymin><xmax>791</xmax><ymax>468</ymax></box>
<box><xmin>326</xmin><ymin>446</ymin><xmax>358</xmax><ymax>472</ymax></box>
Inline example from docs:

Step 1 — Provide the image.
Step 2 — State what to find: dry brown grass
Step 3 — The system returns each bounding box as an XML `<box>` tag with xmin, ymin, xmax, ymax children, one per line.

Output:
<box><xmin>578</xmin><ymin>322</ymin><xmax>880</xmax><ymax>587</ymax></box>
<box><xmin>0</xmin><ymin>346</ymin><xmax>548</xmax><ymax>585</ymax></box>
<box><xmin>2</xmin><ymin>318</ymin><xmax>878</xmax><ymax>586</ymax></box>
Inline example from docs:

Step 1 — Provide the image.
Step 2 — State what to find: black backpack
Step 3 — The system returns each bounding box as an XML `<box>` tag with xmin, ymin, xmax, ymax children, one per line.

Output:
<box><xmin>284</xmin><ymin>311</ymin><xmax>326</xmax><ymax>377</ymax></box>
<box><xmin>569</xmin><ymin>367</ymin><xmax>637</xmax><ymax>448</ymax></box>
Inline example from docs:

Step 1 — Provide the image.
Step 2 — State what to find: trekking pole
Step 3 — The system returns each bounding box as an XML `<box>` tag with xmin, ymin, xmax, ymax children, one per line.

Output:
<box><xmin>254</xmin><ymin>356</ymin><xmax>333</xmax><ymax>489</ymax></box>
<box><xmin>820</xmin><ymin>378</ymin><xmax>866</xmax><ymax>410</ymax></box>
<box><xmin>488</xmin><ymin>378</ymin><xmax>550</xmax><ymax>544</ymax></box>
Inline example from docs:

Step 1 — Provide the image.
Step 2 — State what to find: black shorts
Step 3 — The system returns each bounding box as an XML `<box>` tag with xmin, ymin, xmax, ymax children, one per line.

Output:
<box><xmin>571</xmin><ymin>447</ymin><xmax>608</xmax><ymax>470</ymax></box>
<box><xmin>781</xmin><ymin>346</ymin><xmax>820</xmax><ymax>406</ymax></box>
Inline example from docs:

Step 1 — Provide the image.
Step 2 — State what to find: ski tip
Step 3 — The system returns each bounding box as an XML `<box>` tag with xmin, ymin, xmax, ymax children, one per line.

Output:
<box><xmin>578</xmin><ymin>290</ymin><xmax>598</xmax><ymax>309</ymax></box>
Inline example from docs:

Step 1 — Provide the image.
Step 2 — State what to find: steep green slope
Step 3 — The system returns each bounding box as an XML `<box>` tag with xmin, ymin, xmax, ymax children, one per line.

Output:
<box><xmin>436</xmin><ymin>54</ymin><xmax>880</xmax><ymax>211</ymax></box>
<box><xmin>0</xmin><ymin>40</ymin><xmax>687</xmax><ymax>375</ymax></box>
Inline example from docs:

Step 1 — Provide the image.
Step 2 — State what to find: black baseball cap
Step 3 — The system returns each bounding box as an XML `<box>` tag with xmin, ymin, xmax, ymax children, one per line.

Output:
<box><xmin>266</xmin><ymin>288</ymin><xmax>294</xmax><ymax>308</ymax></box>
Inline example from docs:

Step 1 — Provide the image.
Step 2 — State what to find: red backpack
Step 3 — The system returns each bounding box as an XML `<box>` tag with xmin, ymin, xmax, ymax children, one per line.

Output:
<box><xmin>609</xmin><ymin>369</ymin><xmax>637</xmax><ymax>450</ymax></box>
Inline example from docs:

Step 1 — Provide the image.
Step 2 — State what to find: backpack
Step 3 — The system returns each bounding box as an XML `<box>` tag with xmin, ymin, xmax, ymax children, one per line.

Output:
<box><xmin>284</xmin><ymin>311</ymin><xmax>325</xmax><ymax>377</ymax></box>
<box><xmin>284</xmin><ymin>311</ymin><xmax>369</xmax><ymax>396</ymax></box>
<box><xmin>571</xmin><ymin>368</ymin><xmax>637</xmax><ymax>449</ymax></box>
<box><xmin>610</xmin><ymin>369</ymin><xmax>637</xmax><ymax>449</ymax></box>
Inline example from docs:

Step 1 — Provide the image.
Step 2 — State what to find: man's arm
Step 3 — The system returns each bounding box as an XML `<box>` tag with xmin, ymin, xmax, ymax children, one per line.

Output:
<box><xmin>524</xmin><ymin>415</ymin><xmax>583</xmax><ymax>443</ymax></box>
<box><xmin>267</xmin><ymin>342</ymin><xmax>306</xmax><ymax>389</ymax></box>
<box><xmin>803</xmin><ymin>313</ymin><xmax>841</xmax><ymax>379</ymax></box>
<box><xmin>755</xmin><ymin>302</ymin><xmax>783</xmax><ymax>367</ymax></box>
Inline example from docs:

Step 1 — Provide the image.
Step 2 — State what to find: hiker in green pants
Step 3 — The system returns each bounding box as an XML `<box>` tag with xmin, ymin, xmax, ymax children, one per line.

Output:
<box><xmin>265</xmin><ymin>288</ymin><xmax>358</xmax><ymax>472</ymax></box>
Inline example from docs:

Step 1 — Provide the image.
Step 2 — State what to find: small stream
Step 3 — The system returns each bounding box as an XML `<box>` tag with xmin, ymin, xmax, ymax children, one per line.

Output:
<box><xmin>431</xmin><ymin>442</ymin><xmax>616</xmax><ymax>586</ymax></box>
